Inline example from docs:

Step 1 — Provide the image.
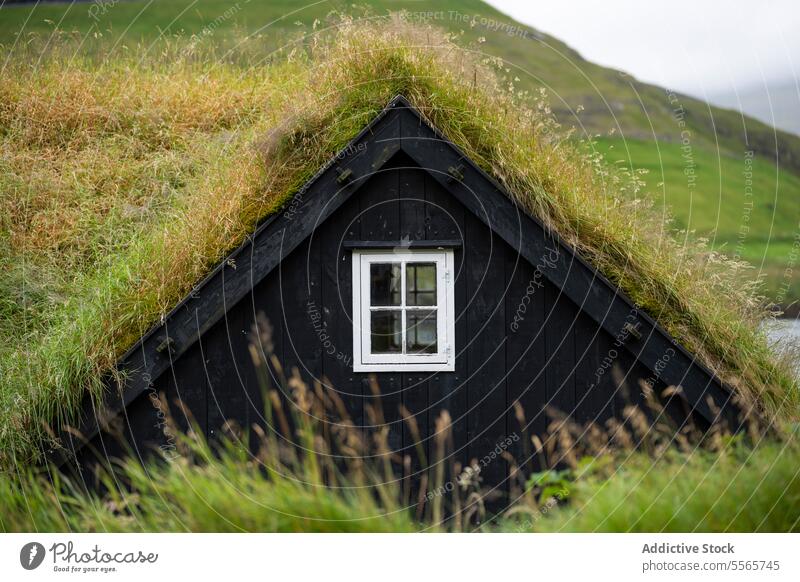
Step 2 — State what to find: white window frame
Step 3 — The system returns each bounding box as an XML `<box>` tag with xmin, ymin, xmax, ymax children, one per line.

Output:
<box><xmin>352</xmin><ymin>249</ymin><xmax>455</xmax><ymax>372</ymax></box>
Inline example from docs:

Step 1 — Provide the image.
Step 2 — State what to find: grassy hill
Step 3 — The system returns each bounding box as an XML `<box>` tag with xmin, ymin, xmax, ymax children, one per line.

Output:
<box><xmin>1</xmin><ymin>0</ymin><xmax>799</xmax><ymax>304</ymax></box>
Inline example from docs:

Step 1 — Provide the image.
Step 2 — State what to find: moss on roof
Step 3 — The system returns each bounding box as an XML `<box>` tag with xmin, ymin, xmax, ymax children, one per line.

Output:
<box><xmin>0</xmin><ymin>16</ymin><xmax>796</xmax><ymax>465</ymax></box>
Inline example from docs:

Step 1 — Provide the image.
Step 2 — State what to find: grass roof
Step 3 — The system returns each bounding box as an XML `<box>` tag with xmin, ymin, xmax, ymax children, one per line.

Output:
<box><xmin>0</xmin><ymin>16</ymin><xmax>797</xmax><ymax>466</ymax></box>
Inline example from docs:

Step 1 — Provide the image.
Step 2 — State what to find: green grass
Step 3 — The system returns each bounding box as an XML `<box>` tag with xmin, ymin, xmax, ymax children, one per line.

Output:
<box><xmin>0</xmin><ymin>0</ymin><xmax>491</xmax><ymax>47</ymax></box>
<box><xmin>504</xmin><ymin>438</ymin><xmax>800</xmax><ymax>532</ymax></box>
<box><xmin>5</xmin><ymin>440</ymin><xmax>799</xmax><ymax>533</ymax></box>
<box><xmin>0</xmin><ymin>452</ymin><xmax>414</xmax><ymax>533</ymax></box>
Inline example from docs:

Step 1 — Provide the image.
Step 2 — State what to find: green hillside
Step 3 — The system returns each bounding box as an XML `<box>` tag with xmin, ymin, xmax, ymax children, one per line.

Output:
<box><xmin>594</xmin><ymin>137</ymin><xmax>800</xmax><ymax>302</ymax></box>
<box><xmin>2</xmin><ymin>0</ymin><xmax>798</xmax><ymax>304</ymax></box>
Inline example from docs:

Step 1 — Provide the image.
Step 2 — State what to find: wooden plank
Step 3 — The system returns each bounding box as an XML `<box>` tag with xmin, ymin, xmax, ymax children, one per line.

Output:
<box><xmin>319</xmin><ymin>192</ymin><xmax>364</xmax><ymax>437</ymax></box>
<box><xmin>401</xmin><ymin>372</ymin><xmax>428</xmax><ymax>506</ymax></box>
<box><xmin>573</xmin><ymin>308</ymin><xmax>608</xmax><ymax>426</ymax></box>
<box><xmin>279</xmin><ymin>235</ymin><xmax>323</xmax><ymax>447</ymax></box>
<box><xmin>424</xmin><ymin>170</ymin><xmax>467</xmax><ymax>512</ymax></box>
<box><xmin>398</xmin><ymin>160</ymin><xmax>430</xmax><ymax>502</ymax></box>
<box><xmin>203</xmin><ymin>303</ymin><xmax>250</xmax><ymax>444</ymax></box>
<box><xmin>398</xmin><ymin>156</ymin><xmax>427</xmax><ymax>244</ymax></box>
<box><xmin>245</xmin><ymin>270</ymin><xmax>284</xmax><ymax>449</ymax></box>
<box><xmin>223</xmin><ymin>302</ymin><xmax>262</xmax><ymax>452</ymax></box>
<box><xmin>463</xmin><ymin>210</ymin><xmax>508</xmax><ymax>497</ymax></box>
<box><xmin>358</xmin><ymin>157</ymin><xmax>403</xmax><ymax>455</ymax></box>
<box><xmin>98</xmin><ymin>391</ymin><xmax>164</xmax><ymax>480</ymax></box>
<box><xmin>160</xmin><ymin>341</ymin><xmax>208</xmax><ymax>438</ymax></box>
<box><xmin>544</xmin><ymin>280</ymin><xmax>577</xmax><ymax>426</ymax></box>
<box><xmin>343</xmin><ymin>240</ymin><xmax>461</xmax><ymax>249</ymax></box>
<box><xmin>505</xmin><ymin>248</ymin><xmax>548</xmax><ymax>476</ymax></box>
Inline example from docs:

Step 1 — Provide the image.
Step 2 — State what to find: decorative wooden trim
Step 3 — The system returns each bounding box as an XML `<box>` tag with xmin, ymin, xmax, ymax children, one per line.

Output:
<box><xmin>343</xmin><ymin>240</ymin><xmax>462</xmax><ymax>249</ymax></box>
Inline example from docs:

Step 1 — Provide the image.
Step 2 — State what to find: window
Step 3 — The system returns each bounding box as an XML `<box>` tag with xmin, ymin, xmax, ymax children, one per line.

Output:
<box><xmin>352</xmin><ymin>249</ymin><xmax>455</xmax><ymax>372</ymax></box>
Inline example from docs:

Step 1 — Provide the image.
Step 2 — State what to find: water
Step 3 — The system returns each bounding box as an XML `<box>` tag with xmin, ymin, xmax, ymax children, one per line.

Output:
<box><xmin>764</xmin><ymin>318</ymin><xmax>800</xmax><ymax>344</ymax></box>
<box><xmin>763</xmin><ymin>319</ymin><xmax>800</xmax><ymax>375</ymax></box>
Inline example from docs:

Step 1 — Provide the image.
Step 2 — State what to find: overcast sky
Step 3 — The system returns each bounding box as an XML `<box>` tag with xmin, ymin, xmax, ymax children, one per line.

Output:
<box><xmin>485</xmin><ymin>0</ymin><xmax>800</xmax><ymax>98</ymax></box>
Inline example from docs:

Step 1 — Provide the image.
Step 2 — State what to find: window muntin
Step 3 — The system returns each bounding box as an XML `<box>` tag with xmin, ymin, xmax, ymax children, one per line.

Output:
<box><xmin>353</xmin><ymin>249</ymin><xmax>455</xmax><ymax>371</ymax></box>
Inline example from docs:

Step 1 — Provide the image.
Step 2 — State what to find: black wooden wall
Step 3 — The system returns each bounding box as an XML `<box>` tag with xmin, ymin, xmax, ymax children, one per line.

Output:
<box><xmin>75</xmin><ymin>151</ymin><xmax>679</xmax><ymax>498</ymax></box>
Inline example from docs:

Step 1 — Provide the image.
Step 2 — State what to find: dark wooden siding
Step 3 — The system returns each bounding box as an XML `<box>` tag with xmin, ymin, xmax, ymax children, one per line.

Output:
<box><xmin>75</xmin><ymin>151</ymin><xmax>675</xmax><ymax>494</ymax></box>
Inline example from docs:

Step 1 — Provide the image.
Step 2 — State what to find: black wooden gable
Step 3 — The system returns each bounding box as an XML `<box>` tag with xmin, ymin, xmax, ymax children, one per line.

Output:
<box><xmin>58</xmin><ymin>95</ymin><xmax>737</xmax><ymax>465</ymax></box>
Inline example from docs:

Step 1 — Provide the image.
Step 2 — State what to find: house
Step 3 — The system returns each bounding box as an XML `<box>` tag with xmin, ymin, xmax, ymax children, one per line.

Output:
<box><xmin>59</xmin><ymin>96</ymin><xmax>739</xmax><ymax>490</ymax></box>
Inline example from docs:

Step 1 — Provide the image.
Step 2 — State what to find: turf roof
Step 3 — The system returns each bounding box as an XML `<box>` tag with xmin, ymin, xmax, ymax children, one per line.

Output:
<box><xmin>0</xmin><ymin>16</ymin><xmax>796</xmax><ymax>465</ymax></box>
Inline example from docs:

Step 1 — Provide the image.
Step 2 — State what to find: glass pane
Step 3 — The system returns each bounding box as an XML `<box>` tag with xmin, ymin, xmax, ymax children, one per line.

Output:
<box><xmin>371</xmin><ymin>311</ymin><xmax>402</xmax><ymax>353</ymax></box>
<box><xmin>370</xmin><ymin>263</ymin><xmax>401</xmax><ymax>306</ymax></box>
<box><xmin>406</xmin><ymin>309</ymin><xmax>438</xmax><ymax>354</ymax></box>
<box><xmin>406</xmin><ymin>262</ymin><xmax>437</xmax><ymax>306</ymax></box>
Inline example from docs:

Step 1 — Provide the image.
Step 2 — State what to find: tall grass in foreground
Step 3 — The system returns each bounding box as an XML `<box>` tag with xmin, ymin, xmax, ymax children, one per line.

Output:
<box><xmin>1</xmin><ymin>324</ymin><xmax>798</xmax><ymax>533</ymax></box>
<box><xmin>2</xmin><ymin>394</ymin><xmax>799</xmax><ymax>532</ymax></box>
<box><xmin>0</xmin><ymin>440</ymin><xmax>415</xmax><ymax>533</ymax></box>
<box><xmin>507</xmin><ymin>439</ymin><xmax>800</xmax><ymax>533</ymax></box>
<box><xmin>4</xmin><ymin>432</ymin><xmax>798</xmax><ymax>532</ymax></box>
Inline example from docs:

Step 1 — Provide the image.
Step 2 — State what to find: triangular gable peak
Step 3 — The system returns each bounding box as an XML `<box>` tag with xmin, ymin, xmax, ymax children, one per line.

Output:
<box><xmin>57</xmin><ymin>95</ymin><xmax>736</xmax><ymax>463</ymax></box>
